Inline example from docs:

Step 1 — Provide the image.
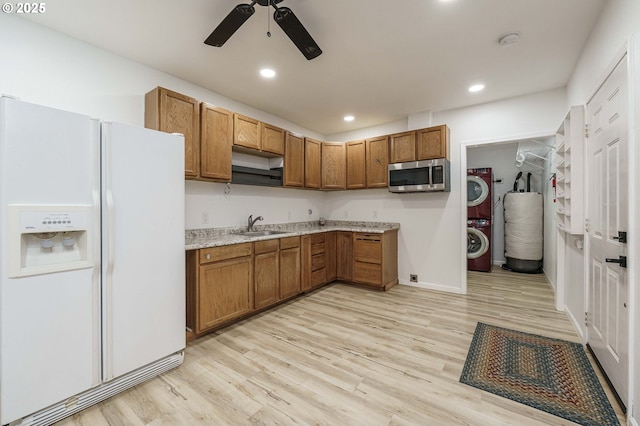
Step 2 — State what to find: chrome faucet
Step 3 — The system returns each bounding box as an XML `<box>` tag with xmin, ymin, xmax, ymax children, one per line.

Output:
<box><xmin>247</xmin><ymin>214</ymin><xmax>263</xmax><ymax>232</ymax></box>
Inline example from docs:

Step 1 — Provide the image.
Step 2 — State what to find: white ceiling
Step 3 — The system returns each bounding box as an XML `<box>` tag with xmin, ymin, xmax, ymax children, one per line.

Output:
<box><xmin>24</xmin><ymin>0</ymin><xmax>605</xmax><ymax>136</ymax></box>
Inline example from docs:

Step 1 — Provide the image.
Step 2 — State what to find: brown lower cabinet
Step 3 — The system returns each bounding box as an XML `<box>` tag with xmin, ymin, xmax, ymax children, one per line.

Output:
<box><xmin>254</xmin><ymin>239</ymin><xmax>279</xmax><ymax>309</ymax></box>
<box><xmin>187</xmin><ymin>230</ymin><xmax>398</xmax><ymax>340</ymax></box>
<box><xmin>279</xmin><ymin>236</ymin><xmax>301</xmax><ymax>299</ymax></box>
<box><xmin>353</xmin><ymin>231</ymin><xmax>398</xmax><ymax>290</ymax></box>
<box><xmin>336</xmin><ymin>231</ymin><xmax>353</xmax><ymax>281</ymax></box>
<box><xmin>187</xmin><ymin>243</ymin><xmax>254</xmax><ymax>336</ymax></box>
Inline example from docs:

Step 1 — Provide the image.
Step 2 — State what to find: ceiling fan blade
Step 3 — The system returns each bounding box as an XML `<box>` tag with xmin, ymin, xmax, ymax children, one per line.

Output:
<box><xmin>273</xmin><ymin>7</ymin><xmax>322</xmax><ymax>60</ymax></box>
<box><xmin>204</xmin><ymin>4</ymin><xmax>256</xmax><ymax>47</ymax></box>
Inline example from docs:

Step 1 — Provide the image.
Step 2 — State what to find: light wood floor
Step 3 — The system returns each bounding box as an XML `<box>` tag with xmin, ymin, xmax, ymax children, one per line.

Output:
<box><xmin>57</xmin><ymin>268</ymin><xmax>625</xmax><ymax>425</ymax></box>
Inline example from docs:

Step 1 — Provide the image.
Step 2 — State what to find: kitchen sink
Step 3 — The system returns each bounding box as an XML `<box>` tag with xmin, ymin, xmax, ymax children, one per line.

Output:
<box><xmin>236</xmin><ymin>230</ymin><xmax>292</xmax><ymax>237</ymax></box>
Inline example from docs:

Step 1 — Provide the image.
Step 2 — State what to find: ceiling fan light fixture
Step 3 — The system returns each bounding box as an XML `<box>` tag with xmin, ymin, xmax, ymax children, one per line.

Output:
<box><xmin>205</xmin><ymin>1</ymin><xmax>322</xmax><ymax>60</ymax></box>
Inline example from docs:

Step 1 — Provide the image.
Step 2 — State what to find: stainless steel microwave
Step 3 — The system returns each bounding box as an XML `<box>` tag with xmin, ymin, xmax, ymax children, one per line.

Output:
<box><xmin>388</xmin><ymin>158</ymin><xmax>450</xmax><ymax>193</ymax></box>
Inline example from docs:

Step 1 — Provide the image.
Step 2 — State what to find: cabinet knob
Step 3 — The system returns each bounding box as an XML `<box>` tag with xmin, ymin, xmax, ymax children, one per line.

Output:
<box><xmin>206</xmin><ymin>254</ymin><xmax>211</xmax><ymax>260</ymax></box>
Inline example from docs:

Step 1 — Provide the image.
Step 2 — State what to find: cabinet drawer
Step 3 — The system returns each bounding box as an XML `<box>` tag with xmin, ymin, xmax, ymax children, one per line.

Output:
<box><xmin>354</xmin><ymin>234</ymin><xmax>382</xmax><ymax>264</ymax></box>
<box><xmin>311</xmin><ymin>268</ymin><xmax>326</xmax><ymax>286</ymax></box>
<box><xmin>254</xmin><ymin>239</ymin><xmax>279</xmax><ymax>254</ymax></box>
<box><xmin>310</xmin><ymin>234</ymin><xmax>325</xmax><ymax>244</ymax></box>
<box><xmin>311</xmin><ymin>242</ymin><xmax>325</xmax><ymax>256</ymax></box>
<box><xmin>200</xmin><ymin>243</ymin><xmax>253</xmax><ymax>264</ymax></box>
<box><xmin>353</xmin><ymin>261</ymin><xmax>382</xmax><ymax>285</ymax></box>
<box><xmin>280</xmin><ymin>235</ymin><xmax>300</xmax><ymax>249</ymax></box>
<box><xmin>311</xmin><ymin>253</ymin><xmax>325</xmax><ymax>271</ymax></box>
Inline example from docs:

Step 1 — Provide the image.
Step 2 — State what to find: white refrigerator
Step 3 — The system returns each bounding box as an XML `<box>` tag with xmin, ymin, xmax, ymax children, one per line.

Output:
<box><xmin>0</xmin><ymin>96</ymin><xmax>185</xmax><ymax>425</ymax></box>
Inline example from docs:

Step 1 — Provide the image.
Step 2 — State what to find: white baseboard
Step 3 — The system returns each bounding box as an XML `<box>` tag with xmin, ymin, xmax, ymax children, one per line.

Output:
<box><xmin>564</xmin><ymin>307</ymin><xmax>585</xmax><ymax>343</ymax></box>
<box><xmin>629</xmin><ymin>415</ymin><xmax>638</xmax><ymax>426</ymax></box>
<box><xmin>399</xmin><ymin>279</ymin><xmax>465</xmax><ymax>295</ymax></box>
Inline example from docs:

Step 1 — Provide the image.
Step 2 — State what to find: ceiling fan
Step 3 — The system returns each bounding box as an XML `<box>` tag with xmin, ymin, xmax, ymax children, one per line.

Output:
<box><xmin>204</xmin><ymin>0</ymin><xmax>322</xmax><ymax>60</ymax></box>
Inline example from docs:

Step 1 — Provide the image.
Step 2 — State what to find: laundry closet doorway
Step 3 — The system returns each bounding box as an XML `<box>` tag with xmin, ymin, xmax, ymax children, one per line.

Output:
<box><xmin>467</xmin><ymin>138</ymin><xmax>554</xmax><ymax>272</ymax></box>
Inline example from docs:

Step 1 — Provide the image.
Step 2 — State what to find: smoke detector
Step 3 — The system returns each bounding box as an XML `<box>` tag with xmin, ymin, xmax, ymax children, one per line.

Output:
<box><xmin>498</xmin><ymin>32</ymin><xmax>520</xmax><ymax>47</ymax></box>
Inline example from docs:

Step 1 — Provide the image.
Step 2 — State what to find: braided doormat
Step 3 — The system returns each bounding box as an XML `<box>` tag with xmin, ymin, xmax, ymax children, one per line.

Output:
<box><xmin>460</xmin><ymin>323</ymin><xmax>619</xmax><ymax>426</ymax></box>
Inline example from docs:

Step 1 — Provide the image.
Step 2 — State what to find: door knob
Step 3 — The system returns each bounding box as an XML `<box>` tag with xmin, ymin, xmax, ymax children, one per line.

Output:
<box><xmin>605</xmin><ymin>256</ymin><xmax>627</xmax><ymax>268</ymax></box>
<box><xmin>612</xmin><ymin>231</ymin><xmax>627</xmax><ymax>243</ymax></box>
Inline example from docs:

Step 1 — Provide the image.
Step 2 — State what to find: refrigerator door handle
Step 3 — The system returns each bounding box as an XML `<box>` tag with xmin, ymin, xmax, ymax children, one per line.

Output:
<box><xmin>102</xmin><ymin>124</ymin><xmax>115</xmax><ymax>381</ymax></box>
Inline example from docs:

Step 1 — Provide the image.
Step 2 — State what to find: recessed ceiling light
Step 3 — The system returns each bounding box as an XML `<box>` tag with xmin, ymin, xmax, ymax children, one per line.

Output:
<box><xmin>468</xmin><ymin>84</ymin><xmax>485</xmax><ymax>93</ymax></box>
<box><xmin>260</xmin><ymin>68</ymin><xmax>276</xmax><ymax>78</ymax></box>
<box><xmin>344</xmin><ymin>115</ymin><xmax>355</xmax><ymax>122</ymax></box>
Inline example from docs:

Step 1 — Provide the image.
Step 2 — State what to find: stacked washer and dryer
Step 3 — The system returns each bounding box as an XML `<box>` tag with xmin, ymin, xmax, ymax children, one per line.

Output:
<box><xmin>467</xmin><ymin>168</ymin><xmax>493</xmax><ymax>272</ymax></box>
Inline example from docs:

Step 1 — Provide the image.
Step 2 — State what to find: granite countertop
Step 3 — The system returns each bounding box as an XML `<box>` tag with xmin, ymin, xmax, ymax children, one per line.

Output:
<box><xmin>185</xmin><ymin>220</ymin><xmax>400</xmax><ymax>250</ymax></box>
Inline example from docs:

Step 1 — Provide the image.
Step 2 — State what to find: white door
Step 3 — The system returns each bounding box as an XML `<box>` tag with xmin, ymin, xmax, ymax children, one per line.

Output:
<box><xmin>101</xmin><ymin>122</ymin><xmax>185</xmax><ymax>381</ymax></box>
<box><xmin>586</xmin><ymin>54</ymin><xmax>629</xmax><ymax>404</ymax></box>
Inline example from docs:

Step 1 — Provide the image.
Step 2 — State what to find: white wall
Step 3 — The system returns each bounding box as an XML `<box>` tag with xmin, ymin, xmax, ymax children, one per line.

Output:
<box><xmin>564</xmin><ymin>0</ymin><xmax>640</xmax><ymax>417</ymax></box>
<box><xmin>186</xmin><ymin>181</ymin><xmax>326</xmax><ymax>229</ymax></box>
<box><xmin>433</xmin><ymin>89</ymin><xmax>566</xmax><ymax>291</ymax></box>
<box><xmin>324</xmin><ymin>188</ymin><xmax>457</xmax><ymax>292</ymax></box>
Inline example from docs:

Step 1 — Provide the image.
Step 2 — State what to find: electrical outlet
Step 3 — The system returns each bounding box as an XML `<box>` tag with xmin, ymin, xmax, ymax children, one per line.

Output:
<box><xmin>410</xmin><ymin>274</ymin><xmax>418</xmax><ymax>283</ymax></box>
<box><xmin>201</xmin><ymin>212</ymin><xmax>209</xmax><ymax>225</ymax></box>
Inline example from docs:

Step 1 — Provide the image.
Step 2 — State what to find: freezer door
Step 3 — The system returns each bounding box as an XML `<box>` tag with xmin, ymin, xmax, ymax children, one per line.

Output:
<box><xmin>101</xmin><ymin>122</ymin><xmax>185</xmax><ymax>381</ymax></box>
<box><xmin>0</xmin><ymin>97</ymin><xmax>101</xmax><ymax>424</ymax></box>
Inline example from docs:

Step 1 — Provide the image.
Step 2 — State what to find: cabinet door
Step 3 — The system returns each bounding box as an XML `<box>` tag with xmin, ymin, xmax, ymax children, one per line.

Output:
<box><xmin>354</xmin><ymin>234</ymin><xmax>382</xmax><ymax>263</ymax></box>
<box><xmin>284</xmin><ymin>132</ymin><xmax>305</xmax><ymax>187</ymax></box>
<box><xmin>389</xmin><ymin>131</ymin><xmax>416</xmax><ymax>163</ymax></box>
<box><xmin>325</xmin><ymin>231</ymin><xmax>337</xmax><ymax>282</ymax></box>
<box><xmin>301</xmin><ymin>235</ymin><xmax>312</xmax><ymax>291</ymax></box>
<box><xmin>198</xmin><ymin>256</ymin><xmax>253</xmax><ymax>332</ymax></box>
<box><xmin>280</xmin><ymin>246</ymin><xmax>301</xmax><ymax>299</ymax></box>
<box><xmin>254</xmin><ymin>250</ymin><xmax>279</xmax><ymax>309</ymax></box>
<box><xmin>305</xmin><ymin>138</ymin><xmax>322</xmax><ymax>189</ymax></box>
<box><xmin>366</xmin><ymin>136</ymin><xmax>389</xmax><ymax>188</ymax></box>
<box><xmin>346</xmin><ymin>140</ymin><xmax>366</xmax><ymax>189</ymax></box>
<box><xmin>200</xmin><ymin>103</ymin><xmax>232</xmax><ymax>181</ymax></box>
<box><xmin>145</xmin><ymin>87</ymin><xmax>200</xmax><ymax>178</ymax></box>
<box><xmin>321</xmin><ymin>142</ymin><xmax>346</xmax><ymax>190</ymax></box>
<box><xmin>261</xmin><ymin>122</ymin><xmax>285</xmax><ymax>155</ymax></box>
<box><xmin>416</xmin><ymin>125</ymin><xmax>449</xmax><ymax>160</ymax></box>
<box><xmin>336</xmin><ymin>231</ymin><xmax>353</xmax><ymax>281</ymax></box>
<box><xmin>233</xmin><ymin>113</ymin><xmax>261</xmax><ymax>150</ymax></box>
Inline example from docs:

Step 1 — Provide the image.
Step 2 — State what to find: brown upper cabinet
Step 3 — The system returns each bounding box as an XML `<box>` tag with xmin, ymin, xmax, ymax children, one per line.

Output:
<box><xmin>146</xmin><ymin>86</ymin><xmax>450</xmax><ymax>190</ymax></box>
<box><xmin>346</xmin><ymin>140</ymin><xmax>366</xmax><ymax>189</ymax></box>
<box><xmin>416</xmin><ymin>125</ymin><xmax>449</xmax><ymax>160</ymax></box>
<box><xmin>321</xmin><ymin>142</ymin><xmax>346</xmax><ymax>190</ymax></box>
<box><xmin>366</xmin><ymin>136</ymin><xmax>389</xmax><ymax>188</ymax></box>
<box><xmin>233</xmin><ymin>113</ymin><xmax>260</xmax><ymax>150</ymax></box>
<box><xmin>389</xmin><ymin>125</ymin><xmax>450</xmax><ymax>163</ymax></box>
<box><xmin>389</xmin><ymin>131</ymin><xmax>416</xmax><ymax>163</ymax></box>
<box><xmin>200</xmin><ymin>103</ymin><xmax>233</xmax><ymax>182</ymax></box>
<box><xmin>305</xmin><ymin>138</ymin><xmax>322</xmax><ymax>189</ymax></box>
<box><xmin>283</xmin><ymin>132</ymin><xmax>305</xmax><ymax>187</ymax></box>
<box><xmin>260</xmin><ymin>122</ymin><xmax>285</xmax><ymax>155</ymax></box>
<box><xmin>233</xmin><ymin>113</ymin><xmax>285</xmax><ymax>156</ymax></box>
<box><xmin>145</xmin><ymin>87</ymin><xmax>200</xmax><ymax>178</ymax></box>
